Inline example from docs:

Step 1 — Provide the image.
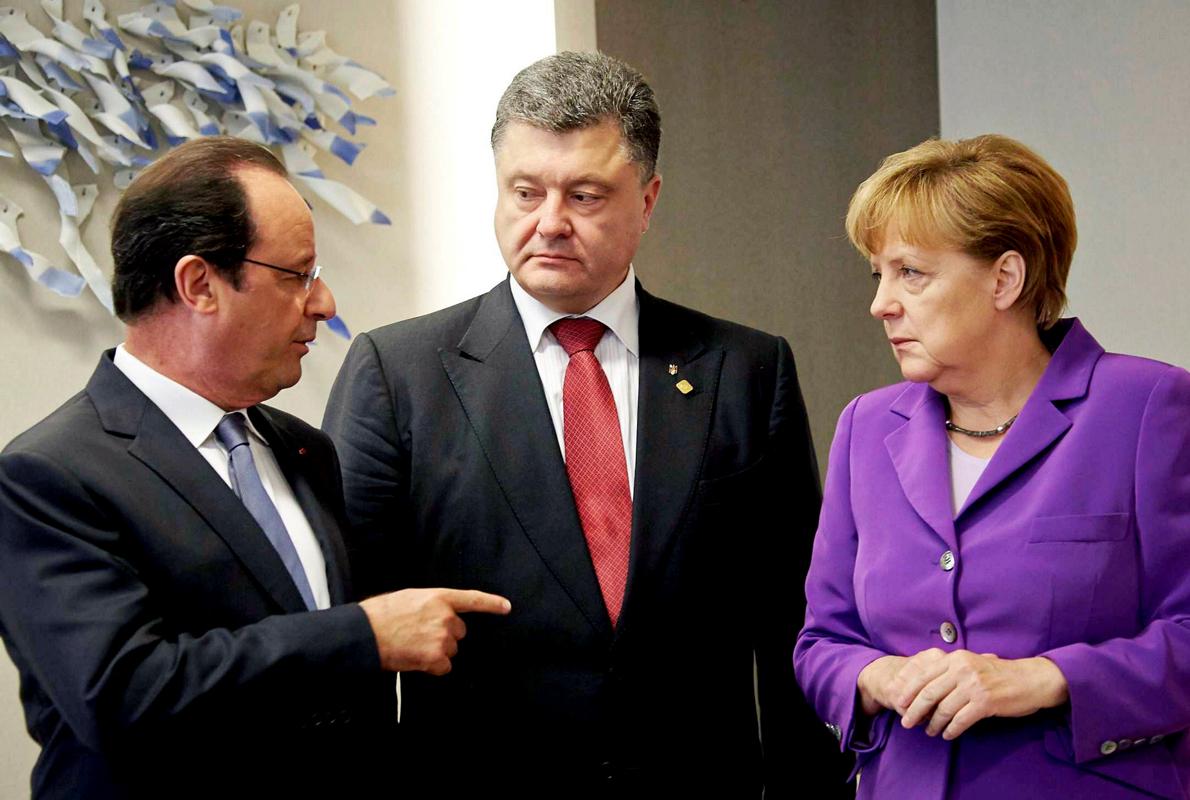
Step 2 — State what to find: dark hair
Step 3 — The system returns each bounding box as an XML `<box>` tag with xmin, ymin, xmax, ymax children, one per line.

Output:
<box><xmin>491</xmin><ymin>51</ymin><xmax>661</xmax><ymax>182</ymax></box>
<box><xmin>111</xmin><ymin>136</ymin><xmax>288</xmax><ymax>321</ymax></box>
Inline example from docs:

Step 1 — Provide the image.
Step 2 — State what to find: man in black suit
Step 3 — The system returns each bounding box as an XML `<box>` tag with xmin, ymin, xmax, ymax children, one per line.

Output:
<box><xmin>0</xmin><ymin>137</ymin><xmax>509</xmax><ymax>799</ymax></box>
<box><xmin>323</xmin><ymin>52</ymin><xmax>843</xmax><ymax>797</ymax></box>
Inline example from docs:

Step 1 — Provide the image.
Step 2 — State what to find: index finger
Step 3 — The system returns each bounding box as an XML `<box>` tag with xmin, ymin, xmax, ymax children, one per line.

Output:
<box><xmin>893</xmin><ymin>652</ymin><xmax>952</xmax><ymax>712</ymax></box>
<box><xmin>902</xmin><ymin>672</ymin><xmax>958</xmax><ymax>730</ymax></box>
<box><xmin>441</xmin><ymin>589</ymin><xmax>512</xmax><ymax>615</ymax></box>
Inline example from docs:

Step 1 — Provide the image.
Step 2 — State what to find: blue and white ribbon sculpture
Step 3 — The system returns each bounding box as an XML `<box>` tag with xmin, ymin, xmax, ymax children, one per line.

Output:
<box><xmin>0</xmin><ymin>0</ymin><xmax>393</xmax><ymax>335</ymax></box>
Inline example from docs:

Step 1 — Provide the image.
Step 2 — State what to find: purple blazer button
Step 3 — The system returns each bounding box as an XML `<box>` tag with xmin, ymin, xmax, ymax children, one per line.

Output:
<box><xmin>939</xmin><ymin>621</ymin><xmax>957</xmax><ymax>643</ymax></box>
<box><xmin>1100</xmin><ymin>740</ymin><xmax>1119</xmax><ymax>756</ymax></box>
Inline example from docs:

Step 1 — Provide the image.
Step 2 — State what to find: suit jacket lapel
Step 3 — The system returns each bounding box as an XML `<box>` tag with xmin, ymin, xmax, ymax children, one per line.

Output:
<box><xmin>957</xmin><ymin>319</ymin><xmax>1100</xmax><ymax>517</ymax></box>
<box><xmin>249</xmin><ymin>406</ymin><xmax>352</xmax><ymax>605</ymax></box>
<box><xmin>439</xmin><ymin>280</ymin><xmax>612</xmax><ymax>639</ymax></box>
<box><xmin>627</xmin><ymin>287</ymin><xmax>720</xmax><ymax>624</ymax></box>
<box><xmin>87</xmin><ymin>354</ymin><xmax>308</xmax><ymax>614</ymax></box>
<box><xmin>884</xmin><ymin>384</ymin><xmax>958</xmax><ymax>550</ymax></box>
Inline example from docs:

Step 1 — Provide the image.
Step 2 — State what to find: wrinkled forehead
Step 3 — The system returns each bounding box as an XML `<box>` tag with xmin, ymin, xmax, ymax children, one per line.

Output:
<box><xmin>494</xmin><ymin>118</ymin><xmax>653</xmax><ymax>181</ymax></box>
<box><xmin>494</xmin><ymin>120</ymin><xmax>633</xmax><ymax>174</ymax></box>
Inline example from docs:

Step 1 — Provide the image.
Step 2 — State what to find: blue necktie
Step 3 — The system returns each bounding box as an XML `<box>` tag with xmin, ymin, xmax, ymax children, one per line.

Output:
<box><xmin>215</xmin><ymin>413</ymin><xmax>317</xmax><ymax>611</ymax></box>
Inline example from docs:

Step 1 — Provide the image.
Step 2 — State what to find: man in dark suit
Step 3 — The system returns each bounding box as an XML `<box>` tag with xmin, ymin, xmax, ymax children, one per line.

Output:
<box><xmin>0</xmin><ymin>137</ymin><xmax>509</xmax><ymax>799</ymax></box>
<box><xmin>323</xmin><ymin>53</ymin><xmax>844</xmax><ymax>797</ymax></box>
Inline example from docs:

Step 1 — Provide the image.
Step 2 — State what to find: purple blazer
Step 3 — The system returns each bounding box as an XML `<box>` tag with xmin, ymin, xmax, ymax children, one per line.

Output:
<box><xmin>795</xmin><ymin>319</ymin><xmax>1190</xmax><ymax>799</ymax></box>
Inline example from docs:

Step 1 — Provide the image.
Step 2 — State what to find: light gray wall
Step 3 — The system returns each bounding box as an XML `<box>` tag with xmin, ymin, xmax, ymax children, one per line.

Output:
<box><xmin>938</xmin><ymin>0</ymin><xmax>1190</xmax><ymax>368</ymax></box>
<box><xmin>594</xmin><ymin>0</ymin><xmax>937</xmax><ymax>468</ymax></box>
<box><xmin>555</xmin><ymin>0</ymin><xmax>597</xmax><ymax>51</ymax></box>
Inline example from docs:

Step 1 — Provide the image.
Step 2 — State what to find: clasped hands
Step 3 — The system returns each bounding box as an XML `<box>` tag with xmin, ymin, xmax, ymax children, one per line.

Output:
<box><xmin>856</xmin><ymin>648</ymin><xmax>1069</xmax><ymax>740</ymax></box>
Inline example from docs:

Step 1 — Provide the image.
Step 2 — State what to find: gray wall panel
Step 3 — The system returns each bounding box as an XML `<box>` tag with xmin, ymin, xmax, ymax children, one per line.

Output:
<box><xmin>595</xmin><ymin>0</ymin><xmax>938</xmax><ymax>468</ymax></box>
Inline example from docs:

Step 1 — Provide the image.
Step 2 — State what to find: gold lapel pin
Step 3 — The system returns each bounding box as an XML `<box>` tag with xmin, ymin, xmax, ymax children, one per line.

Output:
<box><xmin>667</xmin><ymin>363</ymin><xmax>678</xmax><ymax>375</ymax></box>
<box><xmin>676</xmin><ymin>379</ymin><xmax>693</xmax><ymax>395</ymax></box>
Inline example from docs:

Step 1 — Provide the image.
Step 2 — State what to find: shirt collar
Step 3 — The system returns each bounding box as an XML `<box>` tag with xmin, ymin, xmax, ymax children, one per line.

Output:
<box><xmin>113</xmin><ymin>344</ymin><xmax>268</xmax><ymax>449</ymax></box>
<box><xmin>509</xmin><ymin>264</ymin><xmax>640</xmax><ymax>356</ymax></box>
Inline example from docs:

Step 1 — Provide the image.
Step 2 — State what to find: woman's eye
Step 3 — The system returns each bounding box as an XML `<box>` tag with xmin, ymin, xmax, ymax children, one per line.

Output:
<box><xmin>870</xmin><ymin>271</ymin><xmax>882</xmax><ymax>283</ymax></box>
<box><xmin>900</xmin><ymin>266</ymin><xmax>922</xmax><ymax>278</ymax></box>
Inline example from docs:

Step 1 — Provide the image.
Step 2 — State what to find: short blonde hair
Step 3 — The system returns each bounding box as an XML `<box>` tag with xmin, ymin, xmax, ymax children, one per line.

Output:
<box><xmin>845</xmin><ymin>134</ymin><xmax>1076</xmax><ymax>328</ymax></box>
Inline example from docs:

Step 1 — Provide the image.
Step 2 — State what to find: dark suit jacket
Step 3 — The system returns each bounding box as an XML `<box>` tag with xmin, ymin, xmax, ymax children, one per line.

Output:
<box><xmin>0</xmin><ymin>352</ymin><xmax>396</xmax><ymax>800</ymax></box>
<box><xmin>323</xmin><ymin>279</ymin><xmax>849</xmax><ymax>798</ymax></box>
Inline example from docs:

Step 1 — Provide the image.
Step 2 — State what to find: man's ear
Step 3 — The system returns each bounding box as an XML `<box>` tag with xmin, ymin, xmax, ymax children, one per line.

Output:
<box><xmin>641</xmin><ymin>173</ymin><xmax>662</xmax><ymax>233</ymax></box>
<box><xmin>175</xmin><ymin>255</ymin><xmax>220</xmax><ymax>314</ymax></box>
<box><xmin>992</xmin><ymin>250</ymin><xmax>1027</xmax><ymax>311</ymax></box>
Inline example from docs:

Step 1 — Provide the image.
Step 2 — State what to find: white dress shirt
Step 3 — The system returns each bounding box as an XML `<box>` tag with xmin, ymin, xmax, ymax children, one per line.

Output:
<box><xmin>113</xmin><ymin>345</ymin><xmax>331</xmax><ymax>609</ymax></box>
<box><xmin>509</xmin><ymin>266</ymin><xmax>640</xmax><ymax>495</ymax></box>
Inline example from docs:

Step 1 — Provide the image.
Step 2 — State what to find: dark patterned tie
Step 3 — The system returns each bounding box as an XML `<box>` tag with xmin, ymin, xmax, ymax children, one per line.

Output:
<box><xmin>550</xmin><ymin>318</ymin><xmax>632</xmax><ymax>625</ymax></box>
<box><xmin>215</xmin><ymin>413</ymin><xmax>316</xmax><ymax>610</ymax></box>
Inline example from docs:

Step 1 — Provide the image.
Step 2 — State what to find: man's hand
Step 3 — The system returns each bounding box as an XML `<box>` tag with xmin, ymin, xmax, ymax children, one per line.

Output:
<box><xmin>359</xmin><ymin>588</ymin><xmax>511</xmax><ymax>675</ymax></box>
<box><xmin>858</xmin><ymin>648</ymin><xmax>1069</xmax><ymax>739</ymax></box>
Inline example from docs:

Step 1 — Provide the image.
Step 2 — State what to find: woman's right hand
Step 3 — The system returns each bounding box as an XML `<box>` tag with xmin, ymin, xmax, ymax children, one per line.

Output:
<box><xmin>857</xmin><ymin>654</ymin><xmax>910</xmax><ymax>715</ymax></box>
<box><xmin>857</xmin><ymin>649</ymin><xmax>948</xmax><ymax>716</ymax></box>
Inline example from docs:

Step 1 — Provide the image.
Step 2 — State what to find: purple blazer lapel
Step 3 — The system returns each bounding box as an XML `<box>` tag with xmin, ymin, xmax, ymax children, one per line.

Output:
<box><xmin>884</xmin><ymin>383</ymin><xmax>958</xmax><ymax>550</ymax></box>
<box><xmin>959</xmin><ymin>319</ymin><xmax>1103</xmax><ymax>516</ymax></box>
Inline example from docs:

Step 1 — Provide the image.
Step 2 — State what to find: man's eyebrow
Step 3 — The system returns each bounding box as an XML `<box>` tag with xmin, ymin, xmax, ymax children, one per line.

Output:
<box><xmin>568</xmin><ymin>176</ymin><xmax>614</xmax><ymax>191</ymax></box>
<box><xmin>502</xmin><ymin>172</ymin><xmax>614</xmax><ymax>190</ymax></box>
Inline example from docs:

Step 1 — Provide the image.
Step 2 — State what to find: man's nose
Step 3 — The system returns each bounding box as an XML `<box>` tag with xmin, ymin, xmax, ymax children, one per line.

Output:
<box><xmin>305</xmin><ymin>276</ymin><xmax>336</xmax><ymax>321</ymax></box>
<box><xmin>535</xmin><ymin>195</ymin><xmax>572</xmax><ymax>239</ymax></box>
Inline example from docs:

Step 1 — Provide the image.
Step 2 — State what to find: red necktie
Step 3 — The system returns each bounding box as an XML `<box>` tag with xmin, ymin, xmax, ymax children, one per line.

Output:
<box><xmin>550</xmin><ymin>317</ymin><xmax>632</xmax><ymax>625</ymax></box>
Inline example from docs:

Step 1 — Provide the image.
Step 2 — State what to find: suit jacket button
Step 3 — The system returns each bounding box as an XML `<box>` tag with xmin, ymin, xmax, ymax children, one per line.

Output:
<box><xmin>939</xmin><ymin>621</ymin><xmax>957</xmax><ymax>643</ymax></box>
<box><xmin>939</xmin><ymin>550</ymin><xmax>955</xmax><ymax>571</ymax></box>
<box><xmin>1100</xmin><ymin>740</ymin><xmax>1118</xmax><ymax>755</ymax></box>
<box><xmin>1150</xmin><ymin>735</ymin><xmax>1165</xmax><ymax>745</ymax></box>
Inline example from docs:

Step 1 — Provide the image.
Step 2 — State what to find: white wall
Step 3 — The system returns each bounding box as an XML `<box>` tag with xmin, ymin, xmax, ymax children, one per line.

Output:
<box><xmin>0</xmin><ymin>0</ymin><xmax>570</xmax><ymax>792</ymax></box>
<box><xmin>938</xmin><ymin>0</ymin><xmax>1190</xmax><ymax>368</ymax></box>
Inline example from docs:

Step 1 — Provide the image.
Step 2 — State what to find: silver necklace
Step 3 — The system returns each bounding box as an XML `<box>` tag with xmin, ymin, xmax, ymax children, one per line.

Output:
<box><xmin>945</xmin><ymin>414</ymin><xmax>1019</xmax><ymax>438</ymax></box>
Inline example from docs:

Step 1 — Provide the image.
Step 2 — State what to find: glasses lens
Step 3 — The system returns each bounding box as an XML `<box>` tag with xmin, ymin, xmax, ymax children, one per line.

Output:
<box><xmin>305</xmin><ymin>264</ymin><xmax>322</xmax><ymax>292</ymax></box>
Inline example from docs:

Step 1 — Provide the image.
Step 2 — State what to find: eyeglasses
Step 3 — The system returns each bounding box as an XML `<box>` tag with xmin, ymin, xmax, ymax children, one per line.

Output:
<box><xmin>242</xmin><ymin>258</ymin><xmax>323</xmax><ymax>292</ymax></box>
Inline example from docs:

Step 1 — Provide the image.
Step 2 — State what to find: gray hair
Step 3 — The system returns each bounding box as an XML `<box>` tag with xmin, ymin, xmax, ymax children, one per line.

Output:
<box><xmin>491</xmin><ymin>51</ymin><xmax>661</xmax><ymax>181</ymax></box>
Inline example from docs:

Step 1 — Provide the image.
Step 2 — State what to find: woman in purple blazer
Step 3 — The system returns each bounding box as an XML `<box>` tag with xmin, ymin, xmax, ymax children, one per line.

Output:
<box><xmin>794</xmin><ymin>134</ymin><xmax>1190</xmax><ymax>799</ymax></box>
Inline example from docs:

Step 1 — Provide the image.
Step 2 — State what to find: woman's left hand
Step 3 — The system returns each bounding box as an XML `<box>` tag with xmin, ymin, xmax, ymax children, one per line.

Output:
<box><xmin>896</xmin><ymin>650</ymin><xmax>1069</xmax><ymax>739</ymax></box>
